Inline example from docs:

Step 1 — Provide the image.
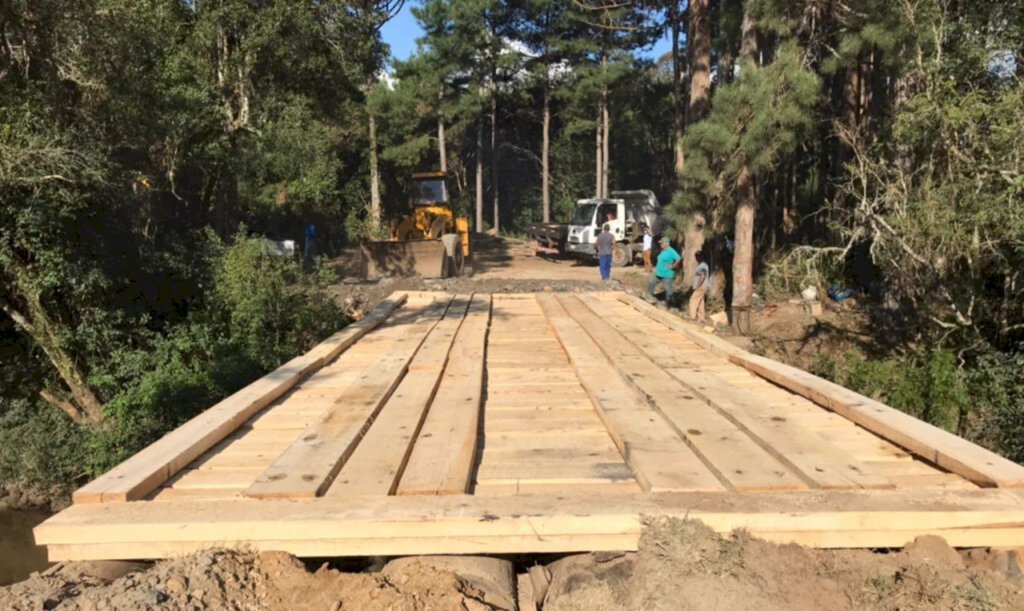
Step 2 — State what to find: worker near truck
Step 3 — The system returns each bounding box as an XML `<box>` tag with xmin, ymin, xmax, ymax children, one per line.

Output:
<box><xmin>689</xmin><ymin>250</ymin><xmax>710</xmax><ymax>323</ymax></box>
<box><xmin>641</xmin><ymin>225</ymin><xmax>653</xmax><ymax>272</ymax></box>
<box><xmin>597</xmin><ymin>223</ymin><xmax>614</xmax><ymax>281</ymax></box>
<box><xmin>647</xmin><ymin>236</ymin><xmax>681</xmax><ymax>301</ymax></box>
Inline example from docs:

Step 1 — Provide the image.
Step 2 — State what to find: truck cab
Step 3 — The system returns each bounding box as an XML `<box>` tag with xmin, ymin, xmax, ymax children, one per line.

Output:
<box><xmin>566</xmin><ymin>199</ymin><xmax>627</xmax><ymax>256</ymax></box>
<box><xmin>528</xmin><ymin>189</ymin><xmax>664</xmax><ymax>266</ymax></box>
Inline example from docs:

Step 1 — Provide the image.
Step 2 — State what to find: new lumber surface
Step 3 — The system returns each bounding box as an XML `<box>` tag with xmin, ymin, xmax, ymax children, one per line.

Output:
<box><xmin>72</xmin><ymin>293</ymin><xmax>408</xmax><ymax>504</ymax></box>
<box><xmin>396</xmin><ymin>295</ymin><xmax>491</xmax><ymax>495</ymax></box>
<box><xmin>735</xmin><ymin>354</ymin><xmax>1024</xmax><ymax>488</ymax></box>
<box><xmin>582</xmin><ymin>297</ymin><xmax>890</xmax><ymax>490</ymax></box>
<box><xmin>558</xmin><ymin>294</ymin><xmax>805</xmax><ymax>492</ymax></box>
<box><xmin>615</xmin><ymin>292</ymin><xmax>1024</xmax><ymax>489</ymax></box>
<box><xmin>245</xmin><ymin>296</ymin><xmax>452</xmax><ymax>499</ymax></box>
<box><xmin>326</xmin><ymin>296</ymin><xmax>471</xmax><ymax>496</ymax></box>
<box><xmin>35</xmin><ymin>489</ymin><xmax>1024</xmax><ymax>560</ymax></box>
<box><xmin>536</xmin><ymin>294</ymin><xmax>725</xmax><ymax>492</ymax></box>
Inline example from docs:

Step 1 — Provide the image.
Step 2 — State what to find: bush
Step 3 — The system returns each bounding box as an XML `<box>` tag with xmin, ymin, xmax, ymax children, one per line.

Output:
<box><xmin>810</xmin><ymin>349</ymin><xmax>967</xmax><ymax>432</ymax></box>
<box><xmin>0</xmin><ymin>398</ymin><xmax>88</xmax><ymax>496</ymax></box>
<box><xmin>964</xmin><ymin>349</ymin><xmax>1024</xmax><ymax>464</ymax></box>
<box><xmin>0</xmin><ymin>231</ymin><xmax>349</xmax><ymax>491</ymax></box>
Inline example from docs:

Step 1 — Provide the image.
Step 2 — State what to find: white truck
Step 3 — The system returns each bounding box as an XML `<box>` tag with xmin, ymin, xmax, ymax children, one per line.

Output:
<box><xmin>529</xmin><ymin>190</ymin><xmax>669</xmax><ymax>267</ymax></box>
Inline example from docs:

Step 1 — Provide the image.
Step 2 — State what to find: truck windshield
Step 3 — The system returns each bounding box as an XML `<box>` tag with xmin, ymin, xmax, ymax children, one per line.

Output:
<box><xmin>570</xmin><ymin>203</ymin><xmax>597</xmax><ymax>226</ymax></box>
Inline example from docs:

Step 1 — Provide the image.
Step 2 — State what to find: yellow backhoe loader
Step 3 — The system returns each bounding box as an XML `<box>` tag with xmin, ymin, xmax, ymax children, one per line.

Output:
<box><xmin>360</xmin><ymin>172</ymin><xmax>471</xmax><ymax>279</ymax></box>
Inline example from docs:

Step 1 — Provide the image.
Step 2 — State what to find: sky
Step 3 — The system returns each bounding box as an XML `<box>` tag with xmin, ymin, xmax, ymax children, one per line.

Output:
<box><xmin>381</xmin><ymin>1</ymin><xmax>673</xmax><ymax>68</ymax></box>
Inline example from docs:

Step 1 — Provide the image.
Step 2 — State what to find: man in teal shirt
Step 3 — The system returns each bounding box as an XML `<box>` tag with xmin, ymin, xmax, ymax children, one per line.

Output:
<box><xmin>647</xmin><ymin>236</ymin><xmax>681</xmax><ymax>301</ymax></box>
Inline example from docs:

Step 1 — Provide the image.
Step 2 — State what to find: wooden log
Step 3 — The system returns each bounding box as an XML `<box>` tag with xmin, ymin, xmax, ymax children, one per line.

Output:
<box><xmin>383</xmin><ymin>556</ymin><xmax>516</xmax><ymax>611</ymax></box>
<box><xmin>72</xmin><ymin>293</ymin><xmax>408</xmax><ymax>504</ymax></box>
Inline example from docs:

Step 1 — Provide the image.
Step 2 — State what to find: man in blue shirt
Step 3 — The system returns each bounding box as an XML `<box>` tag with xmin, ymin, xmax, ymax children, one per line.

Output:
<box><xmin>689</xmin><ymin>250</ymin><xmax>710</xmax><ymax>323</ymax></box>
<box><xmin>596</xmin><ymin>223</ymin><xmax>614</xmax><ymax>281</ymax></box>
<box><xmin>647</xmin><ymin>236</ymin><xmax>681</xmax><ymax>301</ymax></box>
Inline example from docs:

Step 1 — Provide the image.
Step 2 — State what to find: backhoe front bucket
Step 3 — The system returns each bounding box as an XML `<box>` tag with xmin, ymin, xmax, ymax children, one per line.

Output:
<box><xmin>360</xmin><ymin>239</ymin><xmax>448</xmax><ymax>279</ymax></box>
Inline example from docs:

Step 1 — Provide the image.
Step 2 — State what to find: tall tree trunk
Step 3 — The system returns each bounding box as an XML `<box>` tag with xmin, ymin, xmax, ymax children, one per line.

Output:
<box><xmin>595</xmin><ymin>104</ymin><xmax>603</xmax><ymax>198</ymax></box>
<box><xmin>601</xmin><ymin>53</ymin><xmax>610</xmax><ymax>198</ymax></box>
<box><xmin>490</xmin><ymin>89</ymin><xmax>500</xmax><ymax>233</ymax></box>
<box><xmin>682</xmin><ymin>0</ymin><xmax>713</xmax><ymax>287</ymax></box>
<box><xmin>731</xmin><ymin>8</ymin><xmax>759</xmax><ymax>335</ymax></box>
<box><xmin>368</xmin><ymin>112</ymin><xmax>381</xmax><ymax>234</ymax></box>
<box><xmin>671</xmin><ymin>0</ymin><xmax>685</xmax><ymax>173</ymax></box>
<box><xmin>682</xmin><ymin>213</ymin><xmax>706</xmax><ymax>290</ymax></box>
<box><xmin>476</xmin><ymin>121</ymin><xmax>484</xmax><ymax>231</ymax></box>
<box><xmin>437</xmin><ymin>82</ymin><xmax>447</xmax><ymax>174</ymax></box>
<box><xmin>542</xmin><ymin>85</ymin><xmax>551</xmax><ymax>222</ymax></box>
<box><xmin>688</xmin><ymin>0</ymin><xmax>711</xmax><ymax>124</ymax></box>
<box><xmin>2</xmin><ymin>293</ymin><xmax>104</xmax><ymax>427</ymax></box>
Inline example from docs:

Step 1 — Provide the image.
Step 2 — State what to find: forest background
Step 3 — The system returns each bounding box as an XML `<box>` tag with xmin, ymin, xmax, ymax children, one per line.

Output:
<box><xmin>1</xmin><ymin>0</ymin><xmax>1022</xmax><ymax>504</ymax></box>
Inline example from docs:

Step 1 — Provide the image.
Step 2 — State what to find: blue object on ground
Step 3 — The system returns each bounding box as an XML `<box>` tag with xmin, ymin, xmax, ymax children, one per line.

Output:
<box><xmin>828</xmin><ymin>286</ymin><xmax>854</xmax><ymax>302</ymax></box>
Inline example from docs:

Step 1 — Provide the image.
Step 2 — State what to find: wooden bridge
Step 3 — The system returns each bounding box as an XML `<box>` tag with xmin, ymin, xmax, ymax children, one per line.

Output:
<box><xmin>35</xmin><ymin>291</ymin><xmax>1024</xmax><ymax>561</ymax></box>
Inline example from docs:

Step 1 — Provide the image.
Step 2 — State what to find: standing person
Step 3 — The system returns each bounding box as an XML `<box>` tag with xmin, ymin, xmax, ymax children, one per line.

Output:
<box><xmin>303</xmin><ymin>222</ymin><xmax>317</xmax><ymax>269</ymax></box>
<box><xmin>647</xmin><ymin>236</ymin><xmax>681</xmax><ymax>301</ymax></box>
<box><xmin>641</xmin><ymin>226</ymin><xmax>653</xmax><ymax>272</ymax></box>
<box><xmin>689</xmin><ymin>250</ymin><xmax>710</xmax><ymax>323</ymax></box>
<box><xmin>596</xmin><ymin>223</ymin><xmax>614</xmax><ymax>282</ymax></box>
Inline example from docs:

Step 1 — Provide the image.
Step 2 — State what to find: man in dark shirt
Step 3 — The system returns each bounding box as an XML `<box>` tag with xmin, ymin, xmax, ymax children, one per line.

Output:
<box><xmin>596</xmin><ymin>223</ymin><xmax>614</xmax><ymax>281</ymax></box>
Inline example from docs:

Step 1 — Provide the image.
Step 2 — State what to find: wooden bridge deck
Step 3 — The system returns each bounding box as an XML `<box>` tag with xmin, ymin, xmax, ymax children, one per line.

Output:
<box><xmin>35</xmin><ymin>291</ymin><xmax>1024</xmax><ymax>560</ymax></box>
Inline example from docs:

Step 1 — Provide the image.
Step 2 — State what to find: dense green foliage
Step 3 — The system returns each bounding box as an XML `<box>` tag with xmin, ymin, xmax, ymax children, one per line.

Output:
<box><xmin>0</xmin><ymin>1</ymin><xmax>373</xmax><ymax>499</ymax></box>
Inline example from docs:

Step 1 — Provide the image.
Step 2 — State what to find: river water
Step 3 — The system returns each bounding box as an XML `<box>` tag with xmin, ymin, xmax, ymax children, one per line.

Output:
<box><xmin>0</xmin><ymin>509</ymin><xmax>52</xmax><ymax>586</ymax></box>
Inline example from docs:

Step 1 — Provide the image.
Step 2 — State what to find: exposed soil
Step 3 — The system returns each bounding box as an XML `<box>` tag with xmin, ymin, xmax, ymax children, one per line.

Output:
<box><xmin>544</xmin><ymin>518</ymin><xmax>1024</xmax><ymax>611</ymax></box>
<box><xmin>4</xmin><ymin>519</ymin><xmax>1022</xmax><ymax>610</ymax></box>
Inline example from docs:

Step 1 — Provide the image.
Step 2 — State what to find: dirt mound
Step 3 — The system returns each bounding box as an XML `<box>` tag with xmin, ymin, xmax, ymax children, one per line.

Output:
<box><xmin>0</xmin><ymin>549</ymin><xmax>496</xmax><ymax>611</ymax></box>
<box><xmin>544</xmin><ymin>517</ymin><xmax>1024</xmax><ymax>611</ymax></box>
<box><xmin>5</xmin><ymin>520</ymin><xmax>1023</xmax><ymax>610</ymax></box>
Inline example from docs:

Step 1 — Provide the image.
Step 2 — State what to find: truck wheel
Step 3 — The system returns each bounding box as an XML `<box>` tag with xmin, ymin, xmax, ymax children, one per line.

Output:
<box><xmin>612</xmin><ymin>243</ymin><xmax>632</xmax><ymax>267</ymax></box>
<box><xmin>441</xmin><ymin>233</ymin><xmax>464</xmax><ymax>277</ymax></box>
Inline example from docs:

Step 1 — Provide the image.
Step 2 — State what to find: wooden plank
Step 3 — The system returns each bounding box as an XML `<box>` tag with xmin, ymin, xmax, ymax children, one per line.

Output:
<box><xmin>396</xmin><ymin>295</ymin><xmax>491</xmax><ymax>495</ymax></box>
<box><xmin>148</xmin><ymin>488</ymin><xmax>244</xmax><ymax>502</ymax></box>
<box><xmin>734</xmin><ymin>353</ymin><xmax>1024</xmax><ymax>488</ymax></box>
<box><xmin>474</xmin><ymin>482</ymin><xmax>644</xmax><ymax>496</ymax></box>
<box><xmin>43</xmin><ymin>534</ymin><xmax>643</xmax><ymax>562</ymax></box>
<box><xmin>245</xmin><ymin>297</ymin><xmax>453</xmax><ymax>499</ymax></box>
<box><xmin>480</xmin><ymin>447</ymin><xmax>624</xmax><ymax>463</ymax></box>
<box><xmin>36</xmin><ymin>489</ymin><xmax>1024</xmax><ymax>559</ymax></box>
<box><xmin>476</xmin><ymin>462</ymin><xmax>635</xmax><ymax>484</ymax></box>
<box><xmin>484</xmin><ymin>432</ymin><xmax>614</xmax><ymax>452</ymax></box>
<box><xmin>664</xmin><ymin>367</ymin><xmax>893</xmax><ymax>490</ymax></box>
<box><xmin>165</xmin><ymin>468</ymin><xmax>265</xmax><ymax>490</ymax></box>
<box><xmin>72</xmin><ymin>293</ymin><xmax>409</xmax><ymax>504</ymax></box>
<box><xmin>588</xmin><ymin>296</ymin><xmax>894</xmax><ymax>490</ymax></box>
<box><xmin>535</xmin><ymin>294</ymin><xmax>726</xmax><ymax>493</ymax></box>
<box><xmin>556</xmin><ymin>294</ymin><xmax>805</xmax><ymax>492</ymax></box>
<box><xmin>616</xmin><ymin>293</ymin><xmax>1024</xmax><ymax>489</ymax></box>
<box><xmin>325</xmin><ymin>297</ymin><xmax>471</xmax><ymax>496</ymax></box>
